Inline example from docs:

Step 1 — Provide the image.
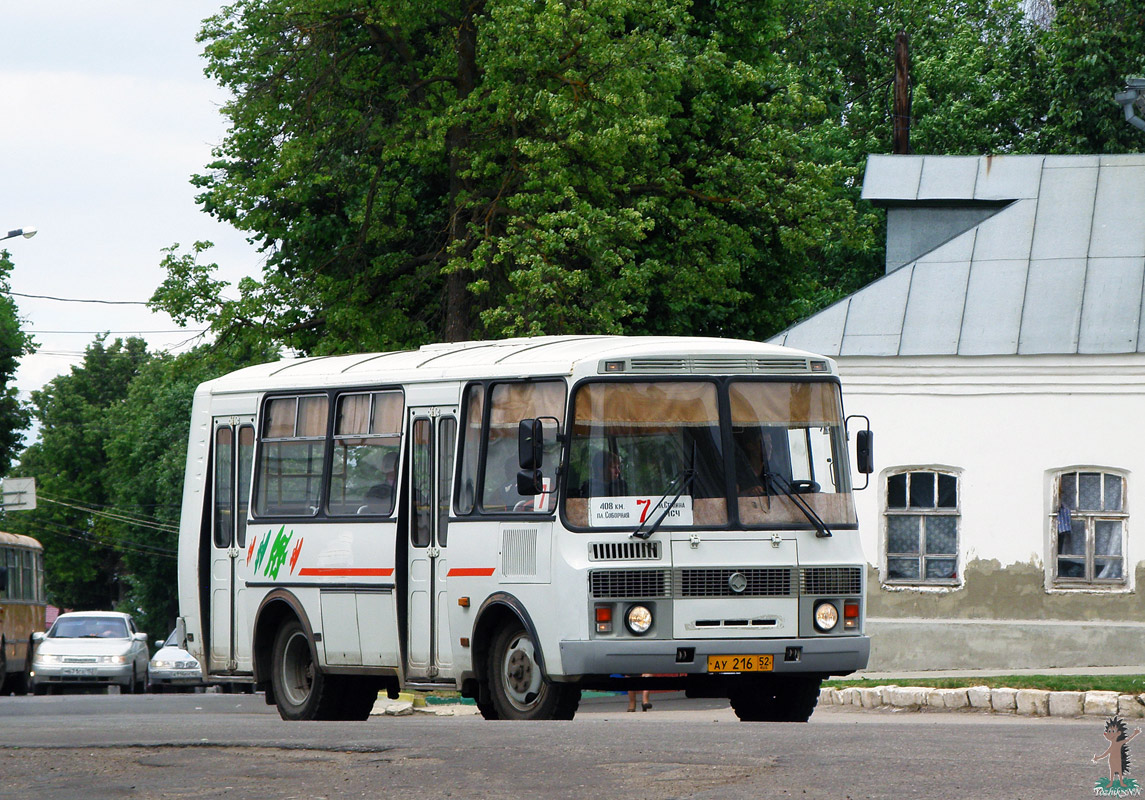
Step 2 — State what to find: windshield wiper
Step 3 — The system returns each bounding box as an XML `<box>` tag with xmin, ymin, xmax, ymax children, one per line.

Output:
<box><xmin>631</xmin><ymin>468</ymin><xmax>696</xmax><ymax>540</ymax></box>
<box><xmin>765</xmin><ymin>470</ymin><xmax>832</xmax><ymax>538</ymax></box>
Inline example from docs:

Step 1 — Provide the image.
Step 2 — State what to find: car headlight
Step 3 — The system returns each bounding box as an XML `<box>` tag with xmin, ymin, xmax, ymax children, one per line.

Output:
<box><xmin>101</xmin><ymin>655</ymin><xmax>128</xmax><ymax>665</ymax></box>
<box><xmin>151</xmin><ymin>660</ymin><xmax>172</xmax><ymax>669</ymax></box>
<box><xmin>814</xmin><ymin>601</ymin><xmax>840</xmax><ymax>632</ymax></box>
<box><xmin>34</xmin><ymin>653</ymin><xmax>61</xmax><ymax>665</ymax></box>
<box><xmin>625</xmin><ymin>604</ymin><xmax>653</xmax><ymax>635</ymax></box>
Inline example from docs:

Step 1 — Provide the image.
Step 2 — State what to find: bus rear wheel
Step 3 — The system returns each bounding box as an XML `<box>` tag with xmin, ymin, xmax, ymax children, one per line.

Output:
<box><xmin>729</xmin><ymin>676</ymin><xmax>822</xmax><ymax>722</ymax></box>
<box><xmin>271</xmin><ymin>619</ymin><xmax>340</xmax><ymax>721</ymax></box>
<box><xmin>484</xmin><ymin>622</ymin><xmax>579</xmax><ymax>721</ymax></box>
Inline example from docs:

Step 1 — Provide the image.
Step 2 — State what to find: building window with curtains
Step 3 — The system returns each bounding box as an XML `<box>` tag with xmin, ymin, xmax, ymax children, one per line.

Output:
<box><xmin>884</xmin><ymin>468</ymin><xmax>960</xmax><ymax>585</ymax></box>
<box><xmin>1052</xmin><ymin>470</ymin><xmax>1127</xmax><ymax>586</ymax></box>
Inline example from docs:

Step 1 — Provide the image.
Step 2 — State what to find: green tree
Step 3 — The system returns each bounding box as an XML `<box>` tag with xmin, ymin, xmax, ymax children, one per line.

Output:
<box><xmin>1031</xmin><ymin>0</ymin><xmax>1145</xmax><ymax>154</ymax></box>
<box><xmin>104</xmin><ymin>341</ymin><xmax>276</xmax><ymax>636</ymax></box>
<box><xmin>6</xmin><ymin>338</ymin><xmax>152</xmax><ymax>612</ymax></box>
<box><xmin>152</xmin><ymin>0</ymin><xmax>869</xmax><ymax>352</ymax></box>
<box><xmin>0</xmin><ymin>252</ymin><xmax>34</xmax><ymax>474</ymax></box>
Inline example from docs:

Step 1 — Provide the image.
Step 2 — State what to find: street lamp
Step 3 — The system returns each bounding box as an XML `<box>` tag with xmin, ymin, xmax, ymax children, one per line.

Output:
<box><xmin>1</xmin><ymin>227</ymin><xmax>36</xmax><ymax>241</ymax></box>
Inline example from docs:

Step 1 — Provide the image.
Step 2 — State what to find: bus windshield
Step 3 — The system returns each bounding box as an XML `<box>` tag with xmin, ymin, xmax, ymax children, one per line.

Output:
<box><xmin>564</xmin><ymin>379</ymin><xmax>856</xmax><ymax>530</ymax></box>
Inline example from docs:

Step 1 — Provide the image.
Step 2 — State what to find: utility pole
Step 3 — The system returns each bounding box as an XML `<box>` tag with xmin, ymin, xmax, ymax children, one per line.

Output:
<box><xmin>893</xmin><ymin>30</ymin><xmax>911</xmax><ymax>155</ymax></box>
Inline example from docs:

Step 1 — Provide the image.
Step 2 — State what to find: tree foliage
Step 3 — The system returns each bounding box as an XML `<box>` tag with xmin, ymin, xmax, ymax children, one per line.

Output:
<box><xmin>151</xmin><ymin>0</ymin><xmax>873</xmax><ymax>352</ymax></box>
<box><xmin>6</xmin><ymin>338</ymin><xmax>152</xmax><ymax>614</ymax></box>
<box><xmin>5</xmin><ymin>338</ymin><xmax>273</xmax><ymax>636</ymax></box>
<box><xmin>0</xmin><ymin>252</ymin><xmax>33</xmax><ymax>474</ymax></box>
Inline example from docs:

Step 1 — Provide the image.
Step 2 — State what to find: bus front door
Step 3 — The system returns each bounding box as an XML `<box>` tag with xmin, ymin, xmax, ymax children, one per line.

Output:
<box><xmin>207</xmin><ymin>417</ymin><xmax>255</xmax><ymax>674</ymax></box>
<box><xmin>406</xmin><ymin>409</ymin><xmax>457</xmax><ymax>680</ymax></box>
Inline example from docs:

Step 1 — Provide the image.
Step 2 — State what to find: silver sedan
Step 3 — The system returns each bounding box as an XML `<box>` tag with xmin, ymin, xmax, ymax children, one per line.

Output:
<box><xmin>30</xmin><ymin>611</ymin><xmax>150</xmax><ymax>695</ymax></box>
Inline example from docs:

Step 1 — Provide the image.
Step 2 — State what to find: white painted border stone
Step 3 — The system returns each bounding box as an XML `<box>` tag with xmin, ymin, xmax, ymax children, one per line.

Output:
<box><xmin>1047</xmin><ymin>691</ymin><xmax>1083</xmax><ymax>717</ymax></box>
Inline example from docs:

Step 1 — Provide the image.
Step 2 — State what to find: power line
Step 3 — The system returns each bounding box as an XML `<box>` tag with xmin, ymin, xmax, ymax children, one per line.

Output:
<box><xmin>6</xmin><ymin>290</ymin><xmax>149</xmax><ymax>305</ymax></box>
<box><xmin>38</xmin><ymin>494</ymin><xmax>179</xmax><ymax>535</ymax></box>
<box><xmin>30</xmin><ymin>329</ymin><xmax>206</xmax><ymax>335</ymax></box>
<box><xmin>32</xmin><ymin>517</ymin><xmax>177</xmax><ymax>559</ymax></box>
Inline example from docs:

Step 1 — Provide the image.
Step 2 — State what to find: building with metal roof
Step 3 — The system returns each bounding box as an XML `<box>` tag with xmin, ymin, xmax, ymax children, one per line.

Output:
<box><xmin>771</xmin><ymin>154</ymin><xmax>1145</xmax><ymax>673</ymax></box>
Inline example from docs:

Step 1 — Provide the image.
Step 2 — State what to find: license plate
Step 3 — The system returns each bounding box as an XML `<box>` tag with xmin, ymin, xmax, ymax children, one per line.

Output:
<box><xmin>62</xmin><ymin>667</ymin><xmax>95</xmax><ymax>676</ymax></box>
<box><xmin>707</xmin><ymin>654</ymin><xmax>773</xmax><ymax>673</ymax></box>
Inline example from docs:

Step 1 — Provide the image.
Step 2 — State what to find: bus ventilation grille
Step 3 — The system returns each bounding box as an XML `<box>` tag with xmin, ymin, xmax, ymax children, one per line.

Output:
<box><xmin>589</xmin><ymin>569</ymin><xmax>671</xmax><ymax>598</ymax></box>
<box><xmin>502</xmin><ymin>528</ymin><xmax>538</xmax><ymax>577</ymax></box>
<box><xmin>800</xmin><ymin>567</ymin><xmax>863</xmax><ymax>596</ymax></box>
<box><xmin>627</xmin><ymin>356</ymin><xmax>811</xmax><ymax>374</ymax></box>
<box><xmin>676</xmin><ymin>568</ymin><xmax>795</xmax><ymax>597</ymax></box>
<box><xmin>589</xmin><ymin>541</ymin><xmax>661</xmax><ymax>561</ymax></box>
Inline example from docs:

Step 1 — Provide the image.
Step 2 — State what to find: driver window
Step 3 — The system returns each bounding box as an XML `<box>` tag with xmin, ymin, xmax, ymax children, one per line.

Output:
<box><xmin>479</xmin><ymin>381</ymin><xmax>565</xmax><ymax>513</ymax></box>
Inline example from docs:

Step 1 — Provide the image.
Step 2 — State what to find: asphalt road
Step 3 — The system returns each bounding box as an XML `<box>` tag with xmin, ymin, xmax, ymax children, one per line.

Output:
<box><xmin>0</xmin><ymin>691</ymin><xmax>1113</xmax><ymax>799</ymax></box>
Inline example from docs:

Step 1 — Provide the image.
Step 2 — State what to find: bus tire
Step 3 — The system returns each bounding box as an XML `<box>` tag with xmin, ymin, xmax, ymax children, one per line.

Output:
<box><xmin>485</xmin><ymin>622</ymin><xmax>579</xmax><ymax>721</ymax></box>
<box><xmin>333</xmin><ymin>676</ymin><xmax>380</xmax><ymax>721</ymax></box>
<box><xmin>270</xmin><ymin>618</ymin><xmax>341</xmax><ymax>721</ymax></box>
<box><xmin>729</xmin><ymin>676</ymin><xmax>821</xmax><ymax>722</ymax></box>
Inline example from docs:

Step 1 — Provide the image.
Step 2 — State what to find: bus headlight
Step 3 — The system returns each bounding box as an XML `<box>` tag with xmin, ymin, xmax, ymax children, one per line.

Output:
<box><xmin>813</xmin><ymin>602</ymin><xmax>839</xmax><ymax>632</ymax></box>
<box><xmin>625</xmin><ymin>605</ymin><xmax>653</xmax><ymax>635</ymax></box>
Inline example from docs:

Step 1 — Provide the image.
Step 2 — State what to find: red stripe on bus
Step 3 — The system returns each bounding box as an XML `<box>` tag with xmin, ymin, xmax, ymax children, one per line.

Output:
<box><xmin>447</xmin><ymin>568</ymin><xmax>496</xmax><ymax>577</ymax></box>
<box><xmin>296</xmin><ymin>568</ymin><xmax>394</xmax><ymax>577</ymax></box>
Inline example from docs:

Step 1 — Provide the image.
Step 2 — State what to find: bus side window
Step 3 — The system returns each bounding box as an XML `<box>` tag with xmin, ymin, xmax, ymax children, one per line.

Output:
<box><xmin>255</xmin><ymin>395</ymin><xmax>329</xmax><ymax>517</ymax></box>
<box><xmin>455</xmin><ymin>384</ymin><xmax>484</xmax><ymax>516</ymax></box>
<box><xmin>480</xmin><ymin>381</ymin><xmax>565</xmax><ymax>513</ymax></box>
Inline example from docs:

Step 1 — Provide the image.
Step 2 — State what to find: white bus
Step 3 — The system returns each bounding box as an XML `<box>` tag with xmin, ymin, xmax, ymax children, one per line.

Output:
<box><xmin>176</xmin><ymin>336</ymin><xmax>872</xmax><ymax>721</ymax></box>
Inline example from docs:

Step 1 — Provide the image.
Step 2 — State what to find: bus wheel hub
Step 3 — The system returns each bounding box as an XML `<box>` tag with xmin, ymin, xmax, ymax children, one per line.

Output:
<box><xmin>507</xmin><ymin>648</ymin><xmax>532</xmax><ymax>692</ymax></box>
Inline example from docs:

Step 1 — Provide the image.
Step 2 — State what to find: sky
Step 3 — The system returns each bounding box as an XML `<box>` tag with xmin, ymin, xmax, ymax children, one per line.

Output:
<box><xmin>0</xmin><ymin>2</ymin><xmax>262</xmax><ymax>398</ymax></box>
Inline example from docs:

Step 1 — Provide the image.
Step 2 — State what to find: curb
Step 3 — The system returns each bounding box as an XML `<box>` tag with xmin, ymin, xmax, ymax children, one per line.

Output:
<box><xmin>820</xmin><ymin>686</ymin><xmax>1145</xmax><ymax>718</ymax></box>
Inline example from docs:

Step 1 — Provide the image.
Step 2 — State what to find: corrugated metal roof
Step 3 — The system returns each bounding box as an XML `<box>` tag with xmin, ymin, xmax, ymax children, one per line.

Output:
<box><xmin>772</xmin><ymin>154</ymin><xmax>1145</xmax><ymax>356</ymax></box>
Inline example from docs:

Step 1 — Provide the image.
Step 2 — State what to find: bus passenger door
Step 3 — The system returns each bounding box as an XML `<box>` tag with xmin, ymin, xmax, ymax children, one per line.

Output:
<box><xmin>208</xmin><ymin>418</ymin><xmax>255</xmax><ymax>673</ymax></box>
<box><xmin>406</xmin><ymin>408</ymin><xmax>458</xmax><ymax>680</ymax></box>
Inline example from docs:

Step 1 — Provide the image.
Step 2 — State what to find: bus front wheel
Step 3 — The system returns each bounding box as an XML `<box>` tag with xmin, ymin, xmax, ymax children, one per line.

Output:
<box><xmin>484</xmin><ymin>622</ymin><xmax>579</xmax><ymax>721</ymax></box>
<box><xmin>729</xmin><ymin>676</ymin><xmax>822</xmax><ymax>722</ymax></box>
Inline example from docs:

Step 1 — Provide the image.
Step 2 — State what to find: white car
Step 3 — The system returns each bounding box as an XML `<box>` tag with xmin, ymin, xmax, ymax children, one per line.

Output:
<box><xmin>147</xmin><ymin>630</ymin><xmax>205</xmax><ymax>692</ymax></box>
<box><xmin>30</xmin><ymin>611</ymin><xmax>150</xmax><ymax>695</ymax></box>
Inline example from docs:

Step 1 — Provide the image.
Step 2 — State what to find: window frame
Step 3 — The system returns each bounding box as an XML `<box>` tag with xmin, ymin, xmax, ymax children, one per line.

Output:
<box><xmin>251</xmin><ymin>386</ymin><xmax>406</xmax><ymax>522</ymax></box>
<box><xmin>881</xmin><ymin>466</ymin><xmax>962</xmax><ymax>587</ymax></box>
<box><xmin>452</xmin><ymin>378</ymin><xmax>567</xmax><ymax>519</ymax></box>
<box><xmin>1048</xmin><ymin>467</ymin><xmax>1129</xmax><ymax>589</ymax></box>
<box><xmin>326</xmin><ymin>390</ymin><xmax>404</xmax><ymax>518</ymax></box>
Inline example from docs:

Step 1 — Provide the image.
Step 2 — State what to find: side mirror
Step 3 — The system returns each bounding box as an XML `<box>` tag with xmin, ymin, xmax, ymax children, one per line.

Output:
<box><xmin>518</xmin><ymin>419</ymin><xmax>544</xmax><ymax>470</ymax></box>
<box><xmin>32</xmin><ymin>631</ymin><xmax>45</xmax><ymax>643</ymax></box>
<box><xmin>856</xmin><ymin>429</ymin><xmax>874</xmax><ymax>475</ymax></box>
<box><xmin>133</xmin><ymin>632</ymin><xmax>149</xmax><ymax>642</ymax></box>
<box><xmin>517</xmin><ymin>469</ymin><xmax>543</xmax><ymax>496</ymax></box>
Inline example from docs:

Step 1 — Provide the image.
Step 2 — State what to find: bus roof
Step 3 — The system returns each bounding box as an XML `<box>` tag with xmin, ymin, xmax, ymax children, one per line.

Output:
<box><xmin>0</xmin><ymin>531</ymin><xmax>43</xmax><ymax>551</ymax></box>
<box><xmin>200</xmin><ymin>336</ymin><xmax>835</xmax><ymax>395</ymax></box>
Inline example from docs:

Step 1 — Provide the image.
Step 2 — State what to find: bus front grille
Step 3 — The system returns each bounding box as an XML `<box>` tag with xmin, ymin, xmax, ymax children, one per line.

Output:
<box><xmin>589</xmin><ymin>569</ymin><xmax>671</xmax><ymax>598</ymax></box>
<box><xmin>800</xmin><ymin>566</ymin><xmax>863</xmax><ymax>596</ymax></box>
<box><xmin>676</xmin><ymin>568</ymin><xmax>795</xmax><ymax>597</ymax></box>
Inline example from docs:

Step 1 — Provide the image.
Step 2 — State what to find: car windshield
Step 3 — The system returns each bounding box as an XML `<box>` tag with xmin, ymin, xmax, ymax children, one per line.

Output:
<box><xmin>50</xmin><ymin>616</ymin><xmax>129</xmax><ymax>639</ymax></box>
<box><xmin>564</xmin><ymin>379</ymin><xmax>857</xmax><ymax>530</ymax></box>
<box><xmin>162</xmin><ymin>630</ymin><xmax>179</xmax><ymax>648</ymax></box>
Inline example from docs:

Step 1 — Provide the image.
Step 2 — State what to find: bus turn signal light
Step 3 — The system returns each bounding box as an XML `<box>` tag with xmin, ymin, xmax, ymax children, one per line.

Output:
<box><xmin>595</xmin><ymin>605</ymin><xmax>613</xmax><ymax>633</ymax></box>
<box><xmin>844</xmin><ymin>601</ymin><xmax>859</xmax><ymax>629</ymax></box>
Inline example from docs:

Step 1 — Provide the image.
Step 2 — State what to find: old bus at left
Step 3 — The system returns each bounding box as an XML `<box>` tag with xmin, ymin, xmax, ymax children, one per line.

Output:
<box><xmin>0</xmin><ymin>532</ymin><xmax>46</xmax><ymax>695</ymax></box>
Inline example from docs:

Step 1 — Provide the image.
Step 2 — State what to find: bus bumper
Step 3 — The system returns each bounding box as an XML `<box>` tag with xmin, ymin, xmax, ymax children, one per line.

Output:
<box><xmin>557</xmin><ymin>635</ymin><xmax>869</xmax><ymax>678</ymax></box>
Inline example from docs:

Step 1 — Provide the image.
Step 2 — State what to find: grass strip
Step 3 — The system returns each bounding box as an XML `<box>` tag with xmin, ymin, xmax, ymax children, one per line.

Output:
<box><xmin>826</xmin><ymin>675</ymin><xmax>1145</xmax><ymax>695</ymax></box>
